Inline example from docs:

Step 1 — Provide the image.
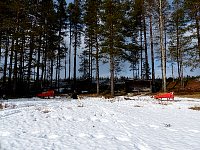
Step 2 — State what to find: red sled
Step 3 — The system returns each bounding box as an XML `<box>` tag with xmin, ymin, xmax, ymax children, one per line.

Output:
<box><xmin>153</xmin><ymin>92</ymin><xmax>174</xmax><ymax>101</ymax></box>
<box><xmin>37</xmin><ymin>90</ymin><xmax>55</xmax><ymax>98</ymax></box>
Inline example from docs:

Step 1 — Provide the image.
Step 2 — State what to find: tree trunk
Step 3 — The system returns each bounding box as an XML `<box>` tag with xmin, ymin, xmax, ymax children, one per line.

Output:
<box><xmin>143</xmin><ymin>16</ymin><xmax>149</xmax><ymax>80</ymax></box>
<box><xmin>69</xmin><ymin>21</ymin><xmax>72</xmax><ymax>81</ymax></box>
<box><xmin>57</xmin><ymin>19</ymin><xmax>63</xmax><ymax>92</ymax></box>
<box><xmin>88</xmin><ymin>38</ymin><xmax>91</xmax><ymax>79</ymax></box>
<box><xmin>150</xmin><ymin>15</ymin><xmax>155</xmax><ymax>92</ymax></box>
<box><xmin>36</xmin><ymin>35</ymin><xmax>42</xmax><ymax>83</ymax></box>
<box><xmin>27</xmin><ymin>35</ymin><xmax>34</xmax><ymax>93</ymax></box>
<box><xmin>172</xmin><ymin>63</ymin><xmax>174</xmax><ymax>81</ymax></box>
<box><xmin>180</xmin><ymin>50</ymin><xmax>184</xmax><ymax>88</ymax></box>
<box><xmin>90</xmin><ymin>37</ymin><xmax>93</xmax><ymax>81</ymax></box>
<box><xmin>50</xmin><ymin>59</ymin><xmax>54</xmax><ymax>88</ymax></box>
<box><xmin>19</xmin><ymin>35</ymin><xmax>25</xmax><ymax>84</ymax></box>
<box><xmin>110</xmin><ymin>54</ymin><xmax>115</xmax><ymax>97</ymax></box>
<box><xmin>96</xmin><ymin>34</ymin><xmax>100</xmax><ymax>95</ymax></box>
<box><xmin>8</xmin><ymin>38</ymin><xmax>14</xmax><ymax>88</ymax></box>
<box><xmin>73</xmin><ymin>26</ymin><xmax>77</xmax><ymax>90</ymax></box>
<box><xmin>13</xmin><ymin>38</ymin><xmax>18</xmax><ymax>96</ymax></box>
<box><xmin>65</xmin><ymin>47</ymin><xmax>67</xmax><ymax>80</ymax></box>
<box><xmin>3</xmin><ymin>36</ymin><xmax>9</xmax><ymax>87</ymax></box>
<box><xmin>176</xmin><ymin>20</ymin><xmax>180</xmax><ymax>80</ymax></box>
<box><xmin>140</xmin><ymin>28</ymin><xmax>143</xmax><ymax>79</ymax></box>
<box><xmin>159</xmin><ymin>0</ymin><xmax>166</xmax><ymax>92</ymax></box>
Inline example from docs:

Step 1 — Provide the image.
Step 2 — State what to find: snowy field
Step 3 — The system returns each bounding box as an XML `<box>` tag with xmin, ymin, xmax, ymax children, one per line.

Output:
<box><xmin>0</xmin><ymin>95</ymin><xmax>200</xmax><ymax>150</ymax></box>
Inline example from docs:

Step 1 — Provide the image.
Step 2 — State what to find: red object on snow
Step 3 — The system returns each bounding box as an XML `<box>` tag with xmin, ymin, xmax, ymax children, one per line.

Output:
<box><xmin>37</xmin><ymin>90</ymin><xmax>54</xmax><ymax>98</ymax></box>
<box><xmin>153</xmin><ymin>92</ymin><xmax>174</xmax><ymax>101</ymax></box>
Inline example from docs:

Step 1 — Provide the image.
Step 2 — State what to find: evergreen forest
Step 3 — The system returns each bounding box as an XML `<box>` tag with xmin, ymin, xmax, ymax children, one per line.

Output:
<box><xmin>0</xmin><ymin>0</ymin><xmax>199</xmax><ymax>97</ymax></box>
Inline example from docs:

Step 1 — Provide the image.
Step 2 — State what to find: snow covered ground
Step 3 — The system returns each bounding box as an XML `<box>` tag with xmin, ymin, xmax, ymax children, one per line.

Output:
<box><xmin>0</xmin><ymin>95</ymin><xmax>200</xmax><ymax>150</ymax></box>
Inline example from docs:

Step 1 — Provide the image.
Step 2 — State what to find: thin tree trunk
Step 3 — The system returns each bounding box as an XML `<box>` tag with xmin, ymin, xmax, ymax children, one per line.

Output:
<box><xmin>164</xmin><ymin>23</ymin><xmax>167</xmax><ymax>76</ymax></box>
<box><xmin>69</xmin><ymin>21</ymin><xmax>72</xmax><ymax>81</ymax></box>
<box><xmin>159</xmin><ymin>0</ymin><xmax>166</xmax><ymax>92</ymax></box>
<box><xmin>73</xmin><ymin>26</ymin><xmax>77</xmax><ymax>90</ymax></box>
<box><xmin>110</xmin><ymin>54</ymin><xmax>115</xmax><ymax>97</ymax></box>
<box><xmin>36</xmin><ymin>35</ymin><xmax>42</xmax><ymax>83</ymax></box>
<box><xmin>57</xmin><ymin>53</ymin><xmax>61</xmax><ymax>91</ymax></box>
<box><xmin>50</xmin><ymin>59</ymin><xmax>54</xmax><ymax>88</ymax></box>
<box><xmin>41</xmin><ymin>47</ymin><xmax>45</xmax><ymax>83</ymax></box>
<box><xmin>110</xmin><ymin>23</ymin><xmax>114</xmax><ymax>97</ymax></box>
<box><xmin>172</xmin><ymin>63</ymin><xmax>174</xmax><ymax>82</ymax></box>
<box><xmin>96</xmin><ymin>34</ymin><xmax>99</xmax><ymax>95</ymax></box>
<box><xmin>3</xmin><ymin>36</ymin><xmax>9</xmax><ymax>87</ymax></box>
<box><xmin>13</xmin><ymin>38</ymin><xmax>18</xmax><ymax>96</ymax></box>
<box><xmin>90</xmin><ymin>38</ymin><xmax>93</xmax><ymax>81</ymax></box>
<box><xmin>140</xmin><ymin>28</ymin><xmax>143</xmax><ymax>79</ymax></box>
<box><xmin>88</xmin><ymin>38</ymin><xmax>91</xmax><ymax>79</ymax></box>
<box><xmin>180</xmin><ymin>50</ymin><xmax>184</xmax><ymax>88</ymax></box>
<box><xmin>176</xmin><ymin>21</ymin><xmax>180</xmax><ymax>80</ymax></box>
<box><xmin>150</xmin><ymin>15</ymin><xmax>155</xmax><ymax>92</ymax></box>
<box><xmin>27</xmin><ymin>35</ymin><xmax>34</xmax><ymax>93</ymax></box>
<box><xmin>19</xmin><ymin>35</ymin><xmax>25</xmax><ymax>83</ymax></box>
<box><xmin>65</xmin><ymin>47</ymin><xmax>67</xmax><ymax>80</ymax></box>
<box><xmin>143</xmin><ymin>16</ymin><xmax>149</xmax><ymax>80</ymax></box>
<box><xmin>43</xmin><ymin>39</ymin><xmax>48</xmax><ymax>83</ymax></box>
<box><xmin>8</xmin><ymin>38</ymin><xmax>14</xmax><ymax>88</ymax></box>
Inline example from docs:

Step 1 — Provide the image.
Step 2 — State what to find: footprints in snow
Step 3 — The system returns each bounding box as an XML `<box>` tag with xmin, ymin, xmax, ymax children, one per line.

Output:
<box><xmin>148</xmin><ymin>124</ymin><xmax>159</xmax><ymax>129</ymax></box>
<box><xmin>188</xmin><ymin>129</ymin><xmax>200</xmax><ymax>133</ymax></box>
<box><xmin>77</xmin><ymin>132</ymin><xmax>105</xmax><ymax>139</ymax></box>
<box><xmin>63</xmin><ymin>115</ymin><xmax>200</xmax><ymax>135</ymax></box>
<box><xmin>0</xmin><ymin>131</ymin><xmax>11</xmax><ymax>137</ymax></box>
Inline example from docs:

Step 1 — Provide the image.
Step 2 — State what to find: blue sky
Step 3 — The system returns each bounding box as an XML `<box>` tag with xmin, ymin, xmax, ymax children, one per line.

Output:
<box><xmin>63</xmin><ymin>0</ymin><xmax>200</xmax><ymax>79</ymax></box>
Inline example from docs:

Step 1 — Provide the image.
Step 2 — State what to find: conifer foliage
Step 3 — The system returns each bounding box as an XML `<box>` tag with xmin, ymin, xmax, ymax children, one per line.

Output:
<box><xmin>0</xmin><ymin>0</ymin><xmax>199</xmax><ymax>97</ymax></box>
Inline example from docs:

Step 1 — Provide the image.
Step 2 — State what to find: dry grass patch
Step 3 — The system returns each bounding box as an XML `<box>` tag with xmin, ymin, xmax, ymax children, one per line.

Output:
<box><xmin>0</xmin><ymin>103</ymin><xmax>3</xmax><ymax>109</ymax></box>
<box><xmin>36</xmin><ymin>107</ymin><xmax>51</xmax><ymax>113</ymax></box>
<box><xmin>178</xmin><ymin>93</ymin><xmax>200</xmax><ymax>99</ymax></box>
<box><xmin>42</xmin><ymin>109</ymin><xmax>51</xmax><ymax>113</ymax></box>
<box><xmin>189</xmin><ymin>106</ymin><xmax>200</xmax><ymax>111</ymax></box>
<box><xmin>0</xmin><ymin>103</ymin><xmax>17</xmax><ymax>109</ymax></box>
<box><xmin>134</xmin><ymin>105</ymin><xmax>142</xmax><ymax>107</ymax></box>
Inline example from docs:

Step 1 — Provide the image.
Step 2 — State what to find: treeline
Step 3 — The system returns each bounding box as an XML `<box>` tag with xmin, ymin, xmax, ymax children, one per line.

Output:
<box><xmin>0</xmin><ymin>0</ymin><xmax>199</xmax><ymax>97</ymax></box>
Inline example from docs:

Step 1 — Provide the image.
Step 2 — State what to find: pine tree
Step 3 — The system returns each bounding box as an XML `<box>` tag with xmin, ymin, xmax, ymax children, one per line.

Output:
<box><xmin>122</xmin><ymin>0</ymin><xmax>140</xmax><ymax>79</ymax></box>
<box><xmin>101</xmin><ymin>0</ymin><xmax>126</xmax><ymax>97</ymax></box>
<box><xmin>83</xmin><ymin>0</ymin><xmax>101</xmax><ymax>95</ymax></box>
<box><xmin>78</xmin><ymin>50</ymin><xmax>90</xmax><ymax>78</ymax></box>
<box><xmin>184</xmin><ymin>0</ymin><xmax>200</xmax><ymax>69</ymax></box>
<box><xmin>154</xmin><ymin>0</ymin><xmax>169</xmax><ymax>92</ymax></box>
<box><xmin>70</xmin><ymin>0</ymin><xmax>83</xmax><ymax>90</ymax></box>
<box><xmin>168</xmin><ymin>0</ymin><xmax>191</xmax><ymax>88</ymax></box>
<box><xmin>55</xmin><ymin>0</ymin><xmax>68</xmax><ymax>92</ymax></box>
<box><xmin>145</xmin><ymin>0</ymin><xmax>156</xmax><ymax>91</ymax></box>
